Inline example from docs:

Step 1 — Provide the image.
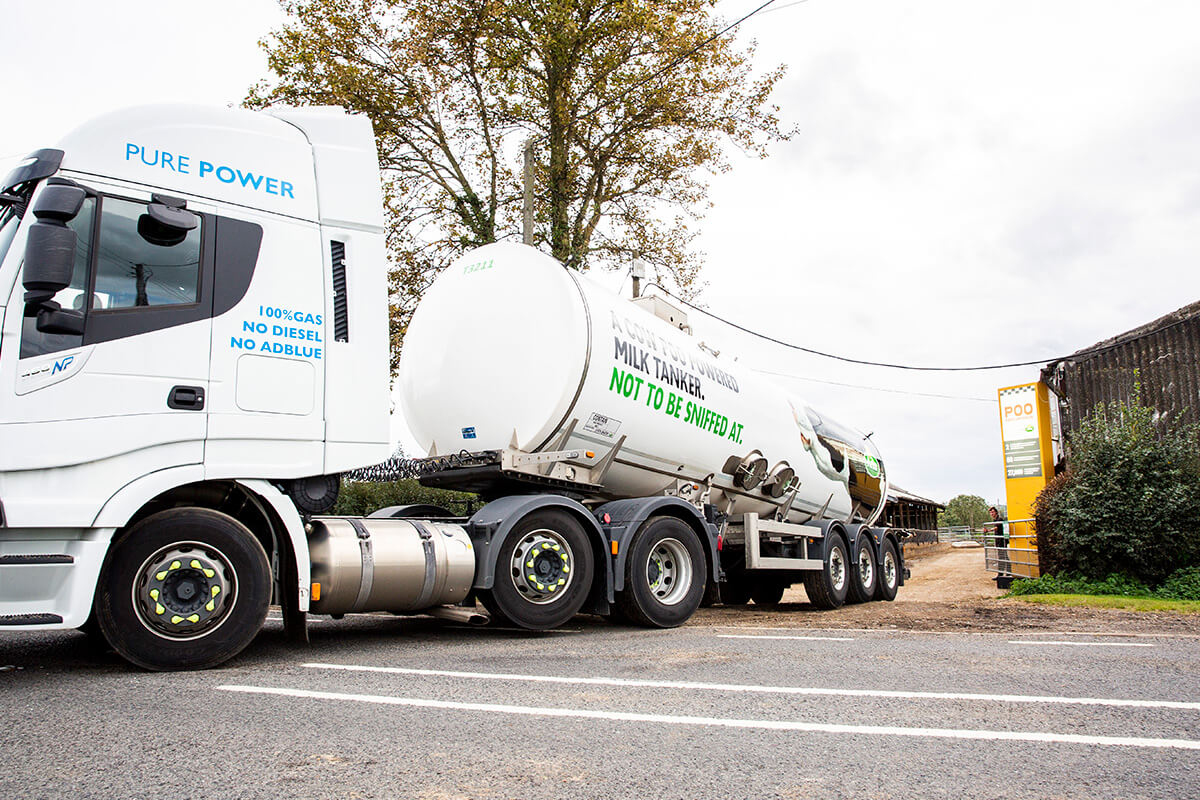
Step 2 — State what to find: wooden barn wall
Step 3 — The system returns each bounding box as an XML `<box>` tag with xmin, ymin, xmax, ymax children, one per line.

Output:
<box><xmin>1043</xmin><ymin>314</ymin><xmax>1200</xmax><ymax>438</ymax></box>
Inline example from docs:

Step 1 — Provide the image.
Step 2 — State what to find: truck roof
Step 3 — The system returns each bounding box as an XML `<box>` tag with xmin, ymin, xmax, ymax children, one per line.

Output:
<box><xmin>51</xmin><ymin>104</ymin><xmax>383</xmax><ymax>231</ymax></box>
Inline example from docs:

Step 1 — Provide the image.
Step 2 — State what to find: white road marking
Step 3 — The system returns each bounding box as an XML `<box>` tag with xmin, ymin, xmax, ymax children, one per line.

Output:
<box><xmin>717</xmin><ymin>634</ymin><xmax>855</xmax><ymax>642</ymax></box>
<box><xmin>216</xmin><ymin>685</ymin><xmax>1200</xmax><ymax>750</ymax></box>
<box><xmin>300</xmin><ymin>663</ymin><xmax>1200</xmax><ymax>711</ymax></box>
<box><xmin>1009</xmin><ymin>641</ymin><xmax>1155</xmax><ymax>648</ymax></box>
<box><xmin>709</xmin><ymin>626</ymin><xmax>1192</xmax><ymax>639</ymax></box>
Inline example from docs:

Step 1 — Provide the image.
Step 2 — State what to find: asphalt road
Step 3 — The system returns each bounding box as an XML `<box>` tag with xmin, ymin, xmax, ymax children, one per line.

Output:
<box><xmin>2</xmin><ymin>613</ymin><xmax>1199</xmax><ymax>799</ymax></box>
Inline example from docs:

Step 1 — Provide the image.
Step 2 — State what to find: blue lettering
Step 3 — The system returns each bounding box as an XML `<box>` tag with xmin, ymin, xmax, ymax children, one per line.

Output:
<box><xmin>237</xmin><ymin>169</ymin><xmax>264</xmax><ymax>190</ymax></box>
<box><xmin>125</xmin><ymin>143</ymin><xmax>140</xmax><ymax>161</ymax></box>
<box><xmin>162</xmin><ymin>152</ymin><xmax>174</xmax><ymax>171</ymax></box>
<box><xmin>199</xmin><ymin>161</ymin><xmax>214</xmax><ymax>178</ymax></box>
<box><xmin>140</xmin><ymin>148</ymin><xmax>158</xmax><ymax>167</ymax></box>
<box><xmin>281</xmin><ymin>181</ymin><xmax>294</xmax><ymax>198</ymax></box>
<box><xmin>177</xmin><ymin>155</ymin><xmax>190</xmax><ymax>174</ymax></box>
<box><xmin>51</xmin><ymin>355</ymin><xmax>75</xmax><ymax>375</ymax></box>
<box><xmin>265</xmin><ymin>177</ymin><xmax>279</xmax><ymax>195</ymax></box>
<box><xmin>215</xmin><ymin>166</ymin><xmax>236</xmax><ymax>183</ymax></box>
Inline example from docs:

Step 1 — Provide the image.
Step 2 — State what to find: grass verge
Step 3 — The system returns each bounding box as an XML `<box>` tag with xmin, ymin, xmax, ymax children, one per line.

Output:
<box><xmin>1008</xmin><ymin>594</ymin><xmax>1200</xmax><ymax>614</ymax></box>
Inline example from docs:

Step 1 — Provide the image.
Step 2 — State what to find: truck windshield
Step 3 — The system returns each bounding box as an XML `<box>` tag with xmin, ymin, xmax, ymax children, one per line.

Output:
<box><xmin>0</xmin><ymin>206</ymin><xmax>18</xmax><ymax>271</ymax></box>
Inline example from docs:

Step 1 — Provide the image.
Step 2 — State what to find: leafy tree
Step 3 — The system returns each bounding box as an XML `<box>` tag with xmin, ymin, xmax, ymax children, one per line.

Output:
<box><xmin>1033</xmin><ymin>397</ymin><xmax>1200</xmax><ymax>584</ymax></box>
<box><xmin>248</xmin><ymin>0</ymin><xmax>789</xmax><ymax>371</ymax></box>
<box><xmin>938</xmin><ymin>494</ymin><xmax>991</xmax><ymax>529</ymax></box>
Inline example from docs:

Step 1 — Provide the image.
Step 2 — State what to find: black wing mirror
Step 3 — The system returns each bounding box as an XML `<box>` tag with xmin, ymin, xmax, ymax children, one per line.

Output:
<box><xmin>22</xmin><ymin>184</ymin><xmax>86</xmax><ymax>326</ymax></box>
<box><xmin>137</xmin><ymin>194</ymin><xmax>196</xmax><ymax>247</ymax></box>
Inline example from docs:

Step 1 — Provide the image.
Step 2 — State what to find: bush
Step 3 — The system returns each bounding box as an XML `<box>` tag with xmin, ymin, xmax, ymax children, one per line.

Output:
<box><xmin>333</xmin><ymin>478</ymin><xmax>478</xmax><ymax>517</ymax></box>
<box><xmin>1009</xmin><ymin>573</ymin><xmax>1153</xmax><ymax>597</ymax></box>
<box><xmin>1032</xmin><ymin>396</ymin><xmax>1200</xmax><ymax>585</ymax></box>
<box><xmin>1158</xmin><ymin>566</ymin><xmax>1200</xmax><ymax>601</ymax></box>
<box><xmin>1009</xmin><ymin>566</ymin><xmax>1200</xmax><ymax>601</ymax></box>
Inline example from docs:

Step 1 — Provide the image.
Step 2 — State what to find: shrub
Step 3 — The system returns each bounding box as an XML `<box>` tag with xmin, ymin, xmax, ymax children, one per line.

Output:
<box><xmin>333</xmin><ymin>478</ymin><xmax>478</xmax><ymax>517</ymax></box>
<box><xmin>1032</xmin><ymin>395</ymin><xmax>1200</xmax><ymax>585</ymax></box>
<box><xmin>1158</xmin><ymin>566</ymin><xmax>1200</xmax><ymax>601</ymax></box>
<box><xmin>1009</xmin><ymin>573</ymin><xmax>1153</xmax><ymax>597</ymax></box>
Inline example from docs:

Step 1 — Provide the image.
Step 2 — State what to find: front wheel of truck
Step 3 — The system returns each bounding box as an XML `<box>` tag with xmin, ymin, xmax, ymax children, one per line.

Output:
<box><xmin>95</xmin><ymin>508</ymin><xmax>271</xmax><ymax>671</ymax></box>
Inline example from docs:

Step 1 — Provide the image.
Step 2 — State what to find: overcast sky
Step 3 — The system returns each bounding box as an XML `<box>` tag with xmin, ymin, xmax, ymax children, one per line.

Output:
<box><xmin>3</xmin><ymin>0</ymin><xmax>1197</xmax><ymax>507</ymax></box>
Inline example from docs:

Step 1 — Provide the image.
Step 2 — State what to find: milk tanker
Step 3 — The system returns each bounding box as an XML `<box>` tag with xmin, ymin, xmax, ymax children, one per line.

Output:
<box><xmin>399</xmin><ymin>241</ymin><xmax>905</xmax><ymax>623</ymax></box>
<box><xmin>0</xmin><ymin>105</ymin><xmax>901</xmax><ymax>671</ymax></box>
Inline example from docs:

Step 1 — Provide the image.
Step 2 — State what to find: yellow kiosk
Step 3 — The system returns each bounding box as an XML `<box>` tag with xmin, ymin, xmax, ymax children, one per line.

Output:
<box><xmin>995</xmin><ymin>382</ymin><xmax>1057</xmax><ymax>581</ymax></box>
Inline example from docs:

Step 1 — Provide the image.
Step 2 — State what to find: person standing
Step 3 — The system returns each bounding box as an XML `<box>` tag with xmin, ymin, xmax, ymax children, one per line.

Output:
<box><xmin>986</xmin><ymin>506</ymin><xmax>1011</xmax><ymax>588</ymax></box>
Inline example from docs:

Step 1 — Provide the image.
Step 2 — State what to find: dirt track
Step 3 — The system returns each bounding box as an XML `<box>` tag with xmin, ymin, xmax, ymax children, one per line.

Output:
<box><xmin>691</xmin><ymin>543</ymin><xmax>1200</xmax><ymax>635</ymax></box>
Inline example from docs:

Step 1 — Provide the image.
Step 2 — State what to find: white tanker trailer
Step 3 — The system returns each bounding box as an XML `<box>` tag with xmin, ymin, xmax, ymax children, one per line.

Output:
<box><xmin>398</xmin><ymin>241</ymin><xmax>907</xmax><ymax>621</ymax></box>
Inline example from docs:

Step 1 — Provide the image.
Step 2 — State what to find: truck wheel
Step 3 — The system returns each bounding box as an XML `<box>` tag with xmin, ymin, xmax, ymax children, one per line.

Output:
<box><xmin>615</xmin><ymin>517</ymin><xmax>706</xmax><ymax>628</ymax></box>
<box><xmin>846</xmin><ymin>534</ymin><xmax>878</xmax><ymax>604</ymax></box>
<box><xmin>750</xmin><ymin>578</ymin><xmax>787</xmax><ymax>607</ymax></box>
<box><xmin>875</xmin><ymin>538</ymin><xmax>900</xmax><ymax>601</ymax></box>
<box><xmin>802</xmin><ymin>532</ymin><xmax>849</xmax><ymax>610</ymax></box>
<box><xmin>95</xmin><ymin>508</ymin><xmax>271</xmax><ymax>671</ymax></box>
<box><xmin>479</xmin><ymin>509</ymin><xmax>594</xmax><ymax>630</ymax></box>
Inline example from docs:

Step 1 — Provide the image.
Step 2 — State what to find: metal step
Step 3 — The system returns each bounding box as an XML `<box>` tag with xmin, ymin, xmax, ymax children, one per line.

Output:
<box><xmin>743</xmin><ymin>513</ymin><xmax>824</xmax><ymax>571</ymax></box>
<box><xmin>0</xmin><ymin>613</ymin><xmax>64</xmax><ymax>626</ymax></box>
<box><xmin>0</xmin><ymin>554</ymin><xmax>73</xmax><ymax>565</ymax></box>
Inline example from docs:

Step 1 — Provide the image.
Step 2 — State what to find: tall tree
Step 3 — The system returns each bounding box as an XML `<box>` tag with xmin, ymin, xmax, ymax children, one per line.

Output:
<box><xmin>939</xmin><ymin>494</ymin><xmax>992</xmax><ymax>529</ymax></box>
<box><xmin>249</xmin><ymin>0</ymin><xmax>788</xmax><ymax>371</ymax></box>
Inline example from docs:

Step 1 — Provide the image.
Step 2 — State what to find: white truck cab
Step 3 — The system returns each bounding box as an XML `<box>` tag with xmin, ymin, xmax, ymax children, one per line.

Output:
<box><xmin>0</xmin><ymin>105</ymin><xmax>391</xmax><ymax>667</ymax></box>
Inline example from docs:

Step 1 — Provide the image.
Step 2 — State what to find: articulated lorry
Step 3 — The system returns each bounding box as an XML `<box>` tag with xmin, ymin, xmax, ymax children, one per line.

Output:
<box><xmin>0</xmin><ymin>105</ymin><xmax>905</xmax><ymax>671</ymax></box>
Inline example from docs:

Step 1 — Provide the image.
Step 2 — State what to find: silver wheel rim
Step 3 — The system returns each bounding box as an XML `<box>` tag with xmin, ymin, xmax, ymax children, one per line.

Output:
<box><xmin>646</xmin><ymin>538</ymin><xmax>692</xmax><ymax>606</ymax></box>
<box><xmin>883</xmin><ymin>550</ymin><xmax>898</xmax><ymax>589</ymax></box>
<box><xmin>830</xmin><ymin>544</ymin><xmax>846</xmax><ymax>592</ymax></box>
<box><xmin>858</xmin><ymin>545</ymin><xmax>874</xmax><ymax>588</ymax></box>
<box><xmin>509</xmin><ymin>528</ymin><xmax>575</xmax><ymax>604</ymax></box>
<box><xmin>132</xmin><ymin>541</ymin><xmax>237</xmax><ymax>641</ymax></box>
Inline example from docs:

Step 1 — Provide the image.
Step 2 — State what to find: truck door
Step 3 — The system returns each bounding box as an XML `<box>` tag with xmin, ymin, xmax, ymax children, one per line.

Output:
<box><xmin>1</xmin><ymin>183</ymin><xmax>215</xmax><ymax>527</ymax></box>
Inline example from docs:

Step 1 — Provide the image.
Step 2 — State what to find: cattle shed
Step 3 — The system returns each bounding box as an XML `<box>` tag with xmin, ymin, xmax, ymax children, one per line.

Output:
<box><xmin>881</xmin><ymin>484</ymin><xmax>943</xmax><ymax>542</ymax></box>
<box><xmin>1041</xmin><ymin>300</ymin><xmax>1200</xmax><ymax>440</ymax></box>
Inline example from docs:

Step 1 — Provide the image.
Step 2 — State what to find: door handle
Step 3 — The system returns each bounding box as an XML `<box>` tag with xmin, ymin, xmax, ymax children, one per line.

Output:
<box><xmin>168</xmin><ymin>385</ymin><xmax>205</xmax><ymax>410</ymax></box>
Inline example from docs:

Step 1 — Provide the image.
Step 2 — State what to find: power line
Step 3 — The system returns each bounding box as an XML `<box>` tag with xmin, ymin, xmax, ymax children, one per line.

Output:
<box><xmin>749</xmin><ymin>367</ymin><xmax>995</xmax><ymax>402</ymax></box>
<box><xmin>645</xmin><ymin>281</ymin><xmax>1196</xmax><ymax>372</ymax></box>
<box><xmin>570</xmin><ymin>0</ymin><xmax>787</xmax><ymax>128</ymax></box>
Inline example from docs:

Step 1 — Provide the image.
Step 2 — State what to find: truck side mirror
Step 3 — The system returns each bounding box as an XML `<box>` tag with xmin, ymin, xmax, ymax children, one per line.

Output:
<box><xmin>137</xmin><ymin>195</ymin><xmax>196</xmax><ymax>247</ymax></box>
<box><xmin>22</xmin><ymin>184</ymin><xmax>86</xmax><ymax>319</ymax></box>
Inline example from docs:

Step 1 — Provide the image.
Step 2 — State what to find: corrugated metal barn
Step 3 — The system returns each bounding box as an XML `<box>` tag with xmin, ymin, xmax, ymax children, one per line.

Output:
<box><xmin>1041</xmin><ymin>300</ymin><xmax>1200</xmax><ymax>442</ymax></box>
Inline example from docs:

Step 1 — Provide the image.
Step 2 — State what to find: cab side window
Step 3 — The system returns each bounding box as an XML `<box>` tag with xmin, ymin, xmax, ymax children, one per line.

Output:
<box><xmin>92</xmin><ymin>197</ymin><xmax>200</xmax><ymax>309</ymax></box>
<box><xmin>19</xmin><ymin>194</ymin><xmax>203</xmax><ymax>359</ymax></box>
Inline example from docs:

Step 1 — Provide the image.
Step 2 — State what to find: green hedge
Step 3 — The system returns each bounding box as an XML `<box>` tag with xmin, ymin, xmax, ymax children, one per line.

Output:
<box><xmin>1033</xmin><ymin>395</ymin><xmax>1200</xmax><ymax>585</ymax></box>
<box><xmin>1010</xmin><ymin>566</ymin><xmax>1200</xmax><ymax>601</ymax></box>
<box><xmin>333</xmin><ymin>478</ymin><xmax>478</xmax><ymax>517</ymax></box>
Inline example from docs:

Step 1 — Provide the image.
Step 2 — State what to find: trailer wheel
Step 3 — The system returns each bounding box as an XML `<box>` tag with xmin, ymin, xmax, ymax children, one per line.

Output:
<box><xmin>615</xmin><ymin>517</ymin><xmax>706</xmax><ymax>627</ymax></box>
<box><xmin>479</xmin><ymin>509</ymin><xmax>594</xmax><ymax>630</ymax></box>
<box><xmin>875</xmin><ymin>538</ymin><xmax>900</xmax><ymax>601</ymax></box>
<box><xmin>95</xmin><ymin>508</ymin><xmax>271</xmax><ymax>671</ymax></box>
<box><xmin>802</xmin><ymin>532</ymin><xmax>849</xmax><ymax>610</ymax></box>
<box><xmin>750</xmin><ymin>578</ymin><xmax>787</xmax><ymax>607</ymax></box>
<box><xmin>846</xmin><ymin>534</ymin><xmax>878</xmax><ymax>604</ymax></box>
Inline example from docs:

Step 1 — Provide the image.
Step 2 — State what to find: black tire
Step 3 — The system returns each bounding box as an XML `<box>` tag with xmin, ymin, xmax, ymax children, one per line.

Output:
<box><xmin>802</xmin><ymin>531</ymin><xmax>849</xmax><ymax>610</ymax></box>
<box><xmin>478</xmin><ymin>509</ymin><xmax>594</xmax><ymax>630</ymax></box>
<box><xmin>875</xmin><ymin>537</ymin><xmax>900</xmax><ymax>601</ymax></box>
<box><xmin>749</xmin><ymin>578</ymin><xmax>787</xmax><ymax>607</ymax></box>
<box><xmin>615</xmin><ymin>517</ymin><xmax>706</xmax><ymax>628</ymax></box>
<box><xmin>846</xmin><ymin>533</ymin><xmax>878</xmax><ymax>605</ymax></box>
<box><xmin>95</xmin><ymin>508</ymin><xmax>271</xmax><ymax>671</ymax></box>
